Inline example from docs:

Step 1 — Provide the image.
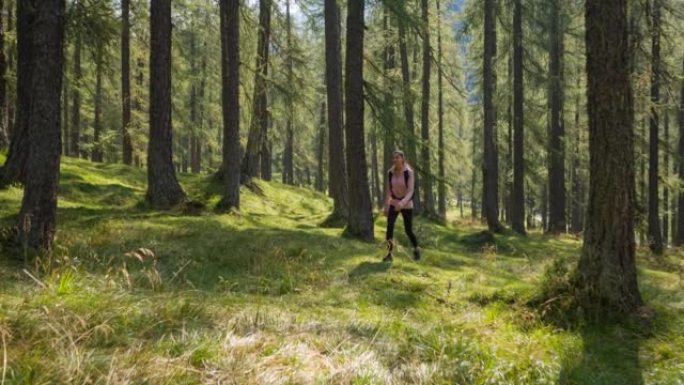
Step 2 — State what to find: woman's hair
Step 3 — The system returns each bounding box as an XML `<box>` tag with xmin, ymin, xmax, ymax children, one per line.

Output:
<box><xmin>392</xmin><ymin>150</ymin><xmax>410</xmax><ymax>169</ymax></box>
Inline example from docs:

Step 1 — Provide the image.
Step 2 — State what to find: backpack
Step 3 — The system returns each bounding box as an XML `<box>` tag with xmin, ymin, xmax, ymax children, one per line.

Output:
<box><xmin>388</xmin><ymin>169</ymin><xmax>413</xmax><ymax>201</ymax></box>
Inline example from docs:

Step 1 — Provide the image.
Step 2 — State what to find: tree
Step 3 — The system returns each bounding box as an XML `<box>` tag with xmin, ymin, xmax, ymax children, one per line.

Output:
<box><xmin>0</xmin><ymin>0</ymin><xmax>7</xmax><ymax>150</ymax></box>
<box><xmin>282</xmin><ymin>0</ymin><xmax>294</xmax><ymax>185</ymax></box>
<box><xmin>436</xmin><ymin>0</ymin><xmax>446</xmax><ymax>220</ymax></box>
<box><xmin>324</xmin><ymin>0</ymin><xmax>348</xmax><ymax>221</ymax></box>
<box><xmin>91</xmin><ymin>45</ymin><xmax>104</xmax><ymax>162</ymax></box>
<box><xmin>70</xmin><ymin>31</ymin><xmax>82</xmax><ymax>157</ymax></box>
<box><xmin>647</xmin><ymin>0</ymin><xmax>664</xmax><ymax>254</ymax></box>
<box><xmin>483</xmin><ymin>0</ymin><xmax>503</xmax><ymax>232</ymax></box>
<box><xmin>576</xmin><ymin>0</ymin><xmax>642</xmax><ymax>314</ymax></box>
<box><xmin>147</xmin><ymin>0</ymin><xmax>185</xmax><ymax>208</ymax></box>
<box><xmin>547</xmin><ymin>0</ymin><xmax>566</xmax><ymax>233</ymax></box>
<box><xmin>419</xmin><ymin>0</ymin><xmax>435</xmax><ymax>216</ymax></box>
<box><xmin>217</xmin><ymin>0</ymin><xmax>240</xmax><ymax>210</ymax></box>
<box><xmin>316</xmin><ymin>101</ymin><xmax>326</xmax><ymax>192</ymax></box>
<box><xmin>343</xmin><ymin>0</ymin><xmax>373</xmax><ymax>240</ymax></box>
<box><xmin>242</xmin><ymin>0</ymin><xmax>271</xmax><ymax>182</ymax></box>
<box><xmin>675</xmin><ymin>55</ymin><xmax>684</xmax><ymax>245</ymax></box>
<box><xmin>511</xmin><ymin>0</ymin><xmax>525</xmax><ymax>234</ymax></box>
<box><xmin>15</xmin><ymin>0</ymin><xmax>66</xmax><ymax>250</ymax></box>
<box><xmin>121</xmin><ymin>0</ymin><xmax>133</xmax><ymax>165</ymax></box>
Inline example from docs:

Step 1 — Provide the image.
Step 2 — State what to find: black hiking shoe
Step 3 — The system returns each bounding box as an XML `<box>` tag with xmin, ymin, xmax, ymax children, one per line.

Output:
<box><xmin>413</xmin><ymin>248</ymin><xmax>421</xmax><ymax>261</ymax></box>
<box><xmin>383</xmin><ymin>253</ymin><xmax>393</xmax><ymax>263</ymax></box>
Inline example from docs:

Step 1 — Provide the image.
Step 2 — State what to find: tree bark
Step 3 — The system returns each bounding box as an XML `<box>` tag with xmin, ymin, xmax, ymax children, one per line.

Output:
<box><xmin>15</xmin><ymin>0</ymin><xmax>65</xmax><ymax>250</ymax></box>
<box><xmin>316</xmin><ymin>101</ymin><xmax>326</xmax><ymax>192</ymax></box>
<box><xmin>647</xmin><ymin>0</ymin><xmax>663</xmax><ymax>254</ymax></box>
<box><xmin>382</xmin><ymin>3</ymin><xmax>395</xmax><ymax>206</ymax></box>
<box><xmin>91</xmin><ymin>47</ymin><xmax>104</xmax><ymax>162</ymax></box>
<box><xmin>282</xmin><ymin>0</ymin><xmax>294</xmax><ymax>185</ymax></box>
<box><xmin>419</xmin><ymin>0</ymin><xmax>434</xmax><ymax>216</ymax></box>
<box><xmin>577</xmin><ymin>0</ymin><xmax>642</xmax><ymax>314</ymax></box>
<box><xmin>70</xmin><ymin>33</ymin><xmax>82</xmax><ymax>158</ymax></box>
<box><xmin>324</xmin><ymin>0</ymin><xmax>348</xmax><ymax>220</ymax></box>
<box><xmin>242</xmin><ymin>0</ymin><xmax>271</xmax><ymax>181</ymax></box>
<box><xmin>483</xmin><ymin>0</ymin><xmax>503</xmax><ymax>232</ymax></box>
<box><xmin>0</xmin><ymin>0</ymin><xmax>7</xmax><ymax>150</ymax></box>
<box><xmin>397</xmin><ymin>7</ymin><xmax>420</xmax><ymax>213</ymax></box>
<box><xmin>370</xmin><ymin>125</ymin><xmax>382</xmax><ymax>208</ymax></box>
<box><xmin>675</xmin><ymin>56</ymin><xmax>684</xmax><ymax>245</ymax></box>
<box><xmin>436</xmin><ymin>0</ymin><xmax>446</xmax><ymax>220</ymax></box>
<box><xmin>217</xmin><ymin>0</ymin><xmax>241</xmax><ymax>210</ymax></box>
<box><xmin>663</xmin><ymin>92</ymin><xmax>669</xmax><ymax>244</ymax></box>
<box><xmin>511</xmin><ymin>0</ymin><xmax>525</xmax><ymax>234</ymax></box>
<box><xmin>570</xmin><ymin>76</ymin><xmax>583</xmax><ymax>233</ymax></box>
<box><xmin>343</xmin><ymin>0</ymin><xmax>373</xmax><ymax>240</ymax></box>
<box><xmin>547</xmin><ymin>0</ymin><xmax>566</xmax><ymax>233</ymax></box>
<box><xmin>121</xmin><ymin>0</ymin><xmax>133</xmax><ymax>165</ymax></box>
<box><xmin>147</xmin><ymin>0</ymin><xmax>185</xmax><ymax>209</ymax></box>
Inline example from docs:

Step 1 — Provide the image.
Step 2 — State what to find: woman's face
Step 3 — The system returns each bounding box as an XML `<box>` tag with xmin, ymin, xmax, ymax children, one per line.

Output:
<box><xmin>392</xmin><ymin>154</ymin><xmax>404</xmax><ymax>168</ymax></box>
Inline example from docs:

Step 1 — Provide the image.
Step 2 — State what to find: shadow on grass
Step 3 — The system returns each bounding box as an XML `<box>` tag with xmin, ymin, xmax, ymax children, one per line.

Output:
<box><xmin>349</xmin><ymin>261</ymin><xmax>390</xmax><ymax>279</ymax></box>
<box><xmin>557</xmin><ymin>325</ymin><xmax>644</xmax><ymax>385</ymax></box>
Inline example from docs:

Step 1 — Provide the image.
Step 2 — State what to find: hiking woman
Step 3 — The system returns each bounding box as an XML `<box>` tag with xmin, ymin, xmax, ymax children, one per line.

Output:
<box><xmin>383</xmin><ymin>150</ymin><xmax>421</xmax><ymax>262</ymax></box>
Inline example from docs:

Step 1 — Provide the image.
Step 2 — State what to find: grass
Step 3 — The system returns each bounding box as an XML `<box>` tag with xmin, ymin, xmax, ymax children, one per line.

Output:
<box><xmin>0</xmin><ymin>152</ymin><xmax>683</xmax><ymax>384</ymax></box>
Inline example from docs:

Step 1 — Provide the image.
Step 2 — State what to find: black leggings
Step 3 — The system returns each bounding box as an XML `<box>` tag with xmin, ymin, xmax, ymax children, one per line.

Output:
<box><xmin>386</xmin><ymin>206</ymin><xmax>418</xmax><ymax>251</ymax></box>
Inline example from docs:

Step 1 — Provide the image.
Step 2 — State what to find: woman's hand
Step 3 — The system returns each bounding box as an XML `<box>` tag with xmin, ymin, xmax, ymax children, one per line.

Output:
<box><xmin>383</xmin><ymin>206</ymin><xmax>389</xmax><ymax>217</ymax></box>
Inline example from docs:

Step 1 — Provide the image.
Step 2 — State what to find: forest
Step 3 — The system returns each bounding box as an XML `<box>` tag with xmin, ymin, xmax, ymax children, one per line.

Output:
<box><xmin>0</xmin><ymin>0</ymin><xmax>683</xmax><ymax>383</ymax></box>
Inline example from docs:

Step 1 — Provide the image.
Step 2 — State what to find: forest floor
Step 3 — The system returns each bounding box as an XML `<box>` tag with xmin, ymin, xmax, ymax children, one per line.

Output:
<box><xmin>0</xmin><ymin>153</ymin><xmax>683</xmax><ymax>385</ymax></box>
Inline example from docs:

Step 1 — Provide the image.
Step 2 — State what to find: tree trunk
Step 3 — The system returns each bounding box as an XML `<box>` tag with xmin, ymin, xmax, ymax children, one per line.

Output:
<box><xmin>324</xmin><ymin>0</ymin><xmax>348</xmax><ymax>220</ymax></box>
<box><xmin>343</xmin><ymin>0</ymin><xmax>373</xmax><ymax>240</ymax></box>
<box><xmin>1</xmin><ymin>0</ymin><xmax>31</xmax><ymax>185</ymax></box>
<box><xmin>547</xmin><ymin>0</ymin><xmax>566</xmax><ymax>233</ymax></box>
<box><xmin>676</xmin><ymin>56</ymin><xmax>684</xmax><ymax>245</ymax></box>
<box><xmin>663</xmin><ymin>93</ymin><xmax>669</xmax><ymax>244</ymax></box>
<box><xmin>0</xmin><ymin>0</ymin><xmax>7</xmax><ymax>150</ymax></box>
<box><xmin>121</xmin><ymin>0</ymin><xmax>133</xmax><ymax>165</ymax></box>
<box><xmin>242</xmin><ymin>0</ymin><xmax>271</xmax><ymax>181</ymax></box>
<box><xmin>62</xmin><ymin>68</ymin><xmax>69</xmax><ymax>156</ymax></box>
<box><xmin>511</xmin><ymin>0</ymin><xmax>525</xmax><ymax>234</ymax></box>
<box><xmin>483</xmin><ymin>0</ymin><xmax>503</xmax><ymax>232</ymax></box>
<box><xmin>15</xmin><ymin>0</ymin><xmax>65</xmax><ymax>250</ymax></box>
<box><xmin>217</xmin><ymin>0</ymin><xmax>241</xmax><ymax>210</ymax></box>
<box><xmin>647</xmin><ymin>0</ymin><xmax>663</xmax><ymax>254</ymax></box>
<box><xmin>436</xmin><ymin>0</ymin><xmax>446</xmax><ymax>220</ymax></box>
<box><xmin>382</xmin><ymin>3</ymin><xmax>394</xmax><ymax>205</ymax></box>
<box><xmin>577</xmin><ymin>0</ymin><xmax>642</xmax><ymax>314</ymax></box>
<box><xmin>70</xmin><ymin>34</ymin><xmax>82</xmax><ymax>158</ymax></box>
<box><xmin>419</xmin><ymin>0</ymin><xmax>434</xmax><ymax>216</ymax></box>
<box><xmin>570</xmin><ymin>76</ymin><xmax>583</xmax><ymax>233</ymax></box>
<box><xmin>147</xmin><ymin>0</ymin><xmax>185</xmax><ymax>209</ymax></box>
<box><xmin>91</xmin><ymin>47</ymin><xmax>103</xmax><ymax>162</ymax></box>
<box><xmin>282</xmin><ymin>0</ymin><xmax>294</xmax><ymax>185</ymax></box>
<box><xmin>370</xmin><ymin>125</ymin><xmax>382</xmax><ymax>208</ymax></box>
<box><xmin>316</xmin><ymin>101</ymin><xmax>326</xmax><ymax>192</ymax></box>
<box><xmin>397</xmin><ymin>7</ymin><xmax>420</xmax><ymax>213</ymax></box>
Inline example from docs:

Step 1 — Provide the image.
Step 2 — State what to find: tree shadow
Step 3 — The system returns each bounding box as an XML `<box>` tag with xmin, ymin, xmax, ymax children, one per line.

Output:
<box><xmin>557</xmin><ymin>325</ymin><xmax>644</xmax><ymax>385</ymax></box>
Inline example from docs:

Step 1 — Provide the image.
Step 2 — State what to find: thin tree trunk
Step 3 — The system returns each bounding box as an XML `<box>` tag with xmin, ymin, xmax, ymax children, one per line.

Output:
<box><xmin>663</xmin><ymin>93</ymin><xmax>669</xmax><ymax>244</ymax></box>
<box><xmin>511</xmin><ymin>0</ymin><xmax>525</xmax><ymax>234</ymax></box>
<box><xmin>62</xmin><ymin>68</ymin><xmax>69</xmax><ymax>156</ymax></box>
<box><xmin>15</xmin><ymin>0</ymin><xmax>65</xmax><ymax>250</ymax></box>
<box><xmin>0</xmin><ymin>0</ymin><xmax>7</xmax><ymax>150</ymax></box>
<box><xmin>436</xmin><ymin>0</ymin><xmax>446</xmax><ymax>220</ymax></box>
<box><xmin>324</xmin><ymin>0</ymin><xmax>348</xmax><ymax>220</ymax></box>
<box><xmin>570</xmin><ymin>76</ymin><xmax>583</xmax><ymax>233</ymax></box>
<box><xmin>343</xmin><ymin>0</ymin><xmax>373</xmax><ymax>240</ymax></box>
<box><xmin>577</xmin><ymin>0</ymin><xmax>642</xmax><ymax>314</ymax></box>
<box><xmin>121</xmin><ymin>0</ymin><xmax>133</xmax><ymax>165</ymax></box>
<box><xmin>483</xmin><ymin>0</ymin><xmax>503</xmax><ymax>232</ymax></box>
<box><xmin>283</xmin><ymin>0</ymin><xmax>294</xmax><ymax>185</ymax></box>
<box><xmin>147</xmin><ymin>0</ymin><xmax>185</xmax><ymax>209</ymax></box>
<box><xmin>419</xmin><ymin>0</ymin><xmax>434</xmax><ymax>216</ymax></box>
<box><xmin>242</xmin><ymin>0</ymin><xmax>271</xmax><ymax>181</ymax></box>
<box><xmin>648</xmin><ymin>0</ymin><xmax>663</xmax><ymax>254</ymax></box>
<box><xmin>316</xmin><ymin>101</ymin><xmax>326</xmax><ymax>192</ymax></box>
<box><xmin>91</xmin><ymin>47</ymin><xmax>103</xmax><ymax>162</ymax></box>
<box><xmin>382</xmin><ymin>3</ymin><xmax>394</xmax><ymax>204</ymax></box>
<box><xmin>70</xmin><ymin>34</ymin><xmax>82</xmax><ymax>158</ymax></box>
<box><xmin>547</xmin><ymin>0</ymin><xmax>566</xmax><ymax>233</ymax></box>
<box><xmin>371</xmin><ymin>126</ymin><xmax>382</xmax><ymax>208</ymax></box>
<box><xmin>217</xmin><ymin>0</ymin><xmax>240</xmax><ymax>210</ymax></box>
<box><xmin>676</xmin><ymin>56</ymin><xmax>684</xmax><ymax>245</ymax></box>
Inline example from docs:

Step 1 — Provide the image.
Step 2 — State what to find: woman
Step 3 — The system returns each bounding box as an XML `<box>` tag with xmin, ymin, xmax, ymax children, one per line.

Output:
<box><xmin>383</xmin><ymin>150</ymin><xmax>421</xmax><ymax>262</ymax></box>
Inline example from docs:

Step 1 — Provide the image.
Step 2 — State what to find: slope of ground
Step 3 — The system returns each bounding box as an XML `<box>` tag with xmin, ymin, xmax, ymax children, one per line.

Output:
<box><xmin>0</xmin><ymin>152</ymin><xmax>683</xmax><ymax>384</ymax></box>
